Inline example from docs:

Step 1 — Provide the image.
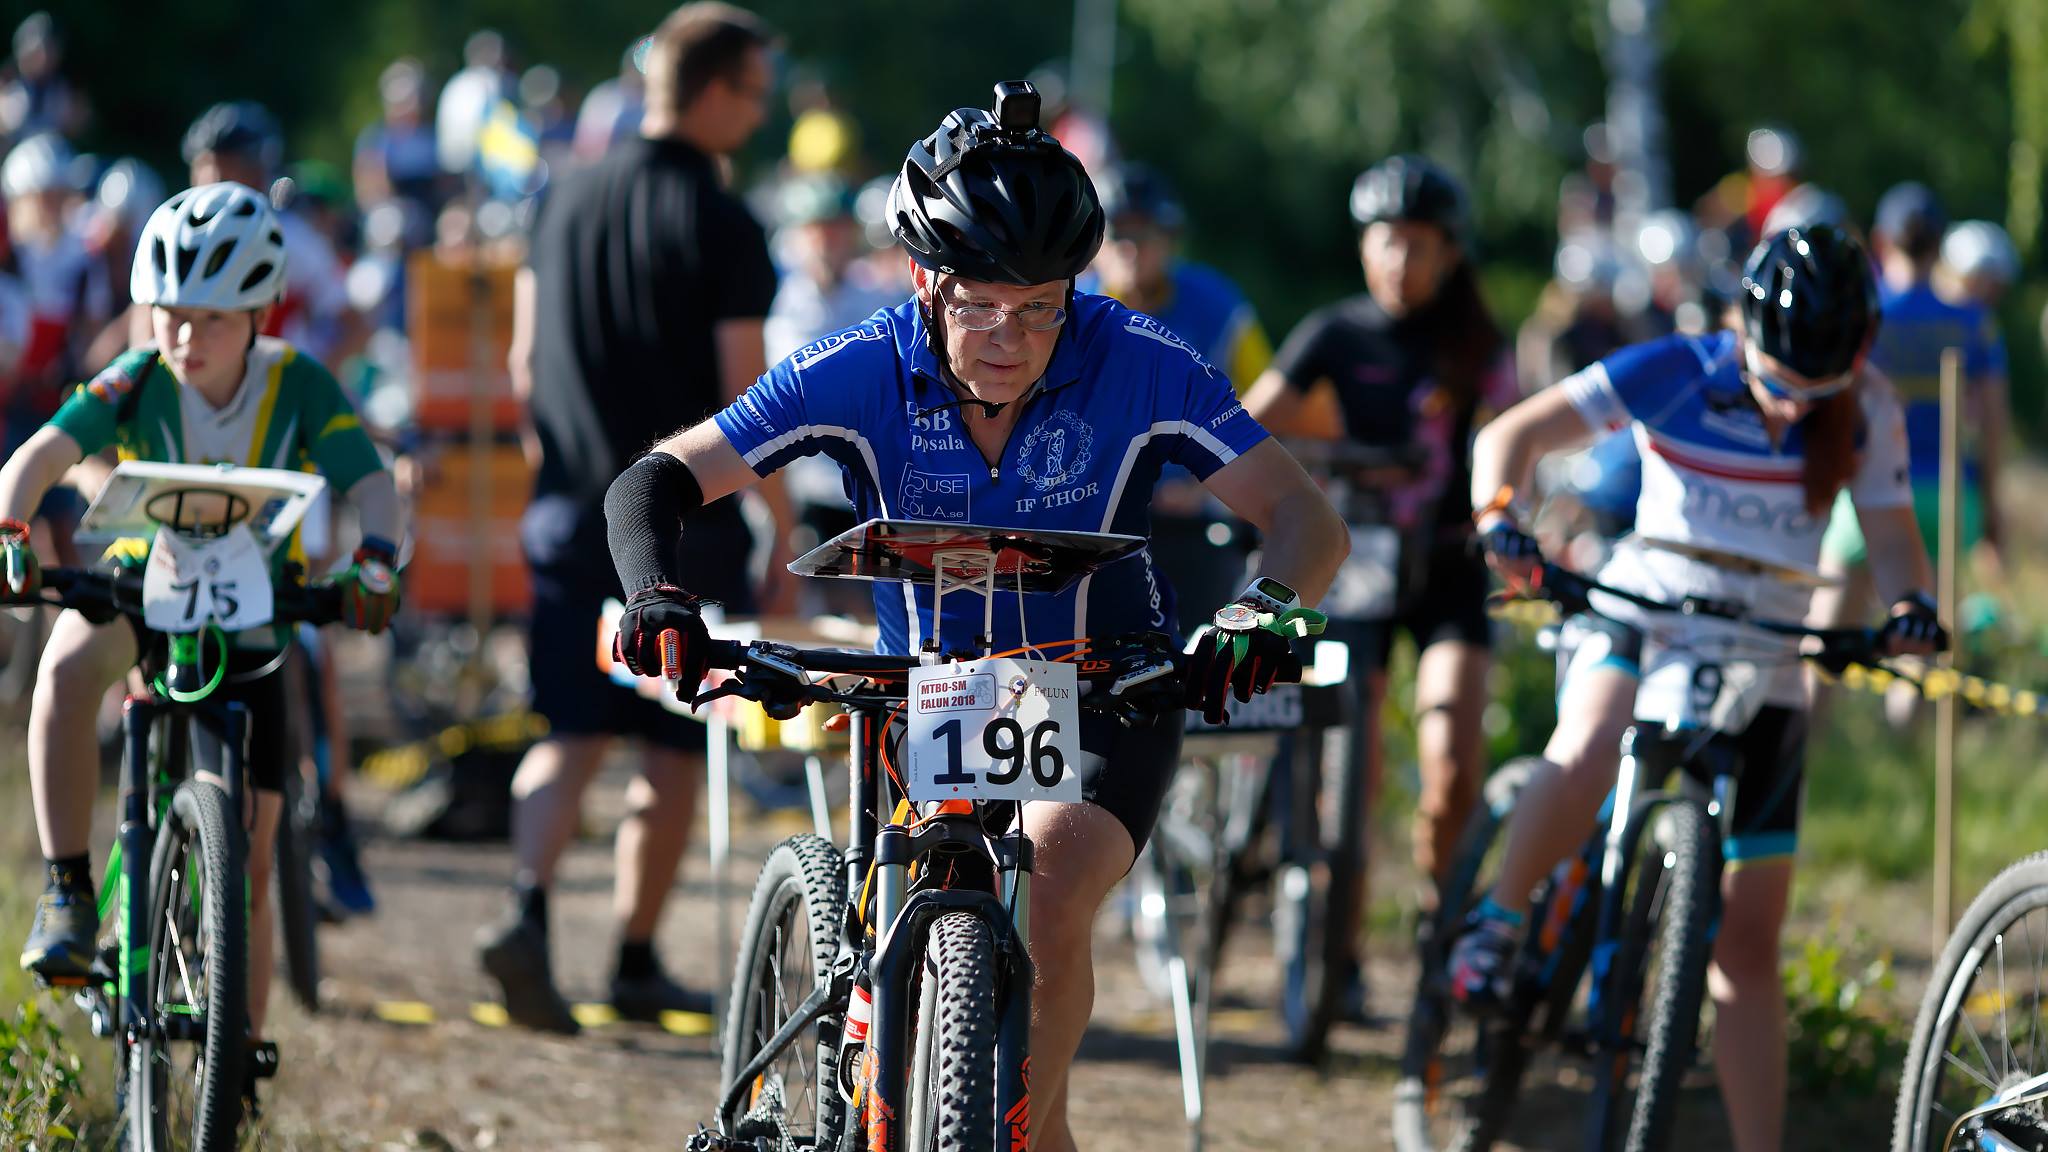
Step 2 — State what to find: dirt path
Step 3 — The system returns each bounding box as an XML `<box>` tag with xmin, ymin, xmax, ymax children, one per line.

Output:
<box><xmin>241</xmin><ymin>768</ymin><xmax>1901</xmax><ymax>1151</ymax></box>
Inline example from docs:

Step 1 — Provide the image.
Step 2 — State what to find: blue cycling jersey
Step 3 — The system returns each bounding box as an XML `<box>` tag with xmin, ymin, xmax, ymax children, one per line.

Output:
<box><xmin>713</xmin><ymin>294</ymin><xmax>1270</xmax><ymax>655</ymax></box>
<box><xmin>1869</xmin><ymin>281</ymin><xmax>2003</xmax><ymax>484</ymax></box>
<box><xmin>1562</xmin><ymin>329</ymin><xmax>1909</xmax><ymax>575</ymax></box>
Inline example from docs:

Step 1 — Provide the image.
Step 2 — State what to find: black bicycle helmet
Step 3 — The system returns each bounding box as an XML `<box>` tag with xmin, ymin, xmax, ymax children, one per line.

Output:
<box><xmin>1349</xmin><ymin>154</ymin><xmax>1468</xmax><ymax>242</ymax></box>
<box><xmin>888</xmin><ymin>81</ymin><xmax>1104</xmax><ymax>285</ymax></box>
<box><xmin>1097</xmin><ymin>162</ymin><xmax>1185</xmax><ymax>232</ymax></box>
<box><xmin>1740</xmin><ymin>224</ymin><xmax>1879</xmax><ymax>379</ymax></box>
<box><xmin>182</xmin><ymin>101</ymin><xmax>284</xmax><ymax>175</ymax></box>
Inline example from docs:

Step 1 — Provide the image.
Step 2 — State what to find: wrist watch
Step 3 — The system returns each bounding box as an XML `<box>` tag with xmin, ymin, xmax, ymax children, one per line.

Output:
<box><xmin>1215</xmin><ymin>577</ymin><xmax>1300</xmax><ymax>632</ymax></box>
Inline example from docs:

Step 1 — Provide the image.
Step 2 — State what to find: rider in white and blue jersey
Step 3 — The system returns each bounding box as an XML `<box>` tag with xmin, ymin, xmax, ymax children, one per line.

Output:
<box><xmin>601</xmin><ymin>82</ymin><xmax>1348</xmax><ymax>1152</ymax></box>
<box><xmin>1452</xmin><ymin>225</ymin><xmax>1943</xmax><ymax>1152</ymax></box>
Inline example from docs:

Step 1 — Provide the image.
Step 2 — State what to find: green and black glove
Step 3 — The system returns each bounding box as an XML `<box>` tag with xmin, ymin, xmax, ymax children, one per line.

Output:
<box><xmin>1182</xmin><ymin>579</ymin><xmax>1326</xmax><ymax>725</ymax></box>
<box><xmin>341</xmin><ymin>535</ymin><xmax>401</xmax><ymax>634</ymax></box>
<box><xmin>0</xmin><ymin>517</ymin><xmax>40</xmax><ymax>602</ymax></box>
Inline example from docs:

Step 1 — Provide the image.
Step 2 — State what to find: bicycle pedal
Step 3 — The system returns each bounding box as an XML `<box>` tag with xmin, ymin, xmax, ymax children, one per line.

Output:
<box><xmin>248</xmin><ymin>1041</ymin><xmax>280</xmax><ymax>1080</ymax></box>
<box><xmin>32</xmin><ymin>969</ymin><xmax>90</xmax><ymax>989</ymax></box>
<box><xmin>684</xmin><ymin>1125</ymin><xmax>762</xmax><ymax>1152</ymax></box>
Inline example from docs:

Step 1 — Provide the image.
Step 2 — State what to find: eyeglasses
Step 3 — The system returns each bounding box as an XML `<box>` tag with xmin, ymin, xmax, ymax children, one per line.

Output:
<box><xmin>1744</xmin><ymin>345</ymin><xmax>1854</xmax><ymax>402</ymax></box>
<box><xmin>943</xmin><ymin>300</ymin><xmax>1067</xmax><ymax>332</ymax></box>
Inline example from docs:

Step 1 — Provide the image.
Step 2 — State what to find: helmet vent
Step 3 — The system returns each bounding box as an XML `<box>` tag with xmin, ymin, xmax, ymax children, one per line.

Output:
<box><xmin>175</xmin><ymin>244</ymin><xmax>198</xmax><ymax>283</ymax></box>
<box><xmin>239</xmin><ymin>263</ymin><xmax>274</xmax><ymax>293</ymax></box>
<box><xmin>233</xmin><ymin>197</ymin><xmax>257</xmax><ymax>216</ymax></box>
<box><xmin>203</xmin><ymin>243</ymin><xmax>234</xmax><ymax>280</ymax></box>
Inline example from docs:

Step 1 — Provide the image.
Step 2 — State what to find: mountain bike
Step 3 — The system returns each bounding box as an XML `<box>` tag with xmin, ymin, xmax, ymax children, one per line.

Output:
<box><xmin>1894</xmin><ymin>853</ymin><xmax>2048</xmax><ymax>1150</ymax></box>
<box><xmin>687</xmin><ymin>519</ymin><xmax>1304</xmax><ymax>1152</ymax></box>
<box><xmin>30</xmin><ymin>461</ymin><xmax>340</xmax><ymax>1152</ymax></box>
<box><xmin>1393</xmin><ymin>561</ymin><xmax>1893</xmax><ymax>1152</ymax></box>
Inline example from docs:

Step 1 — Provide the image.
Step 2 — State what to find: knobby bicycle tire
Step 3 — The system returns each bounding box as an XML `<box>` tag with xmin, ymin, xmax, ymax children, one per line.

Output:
<box><xmin>132</xmin><ymin>779</ymin><xmax>247</xmax><ymax>1152</ymax></box>
<box><xmin>1893</xmin><ymin>850</ymin><xmax>2048</xmax><ymax>1152</ymax></box>
<box><xmin>275</xmin><ymin>767</ymin><xmax>322</xmax><ymax>1013</ymax></box>
<box><xmin>1393</xmin><ymin>757</ymin><xmax>1537</xmax><ymax>1152</ymax></box>
<box><xmin>908</xmin><ymin>912</ymin><xmax>998</xmax><ymax>1152</ymax></box>
<box><xmin>722</xmin><ymin>834</ymin><xmax>846</xmax><ymax>1149</ymax></box>
<box><xmin>1277</xmin><ymin>724</ymin><xmax>1368</xmax><ymax>1065</ymax></box>
<box><xmin>1590</xmin><ymin>797</ymin><xmax>1718</xmax><ymax>1152</ymax></box>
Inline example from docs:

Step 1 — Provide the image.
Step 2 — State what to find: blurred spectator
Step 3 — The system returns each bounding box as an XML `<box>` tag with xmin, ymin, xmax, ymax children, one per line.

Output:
<box><xmin>3</xmin><ymin>132</ymin><xmax>106</xmax><ymax>413</ymax></box>
<box><xmin>520</xmin><ymin>65</ymin><xmax>577</xmax><ymax>176</ymax></box>
<box><xmin>1556</xmin><ymin>122</ymin><xmax>1617</xmax><ymax>237</ymax></box>
<box><xmin>180</xmin><ymin>101</ymin><xmax>363</xmax><ymax>366</ymax></box>
<box><xmin>573</xmin><ymin>36</ymin><xmax>649</xmax><ymax>162</ymax></box>
<box><xmin>355</xmin><ymin>58</ymin><xmax>447</xmax><ymax>212</ymax></box>
<box><xmin>1940</xmin><ymin>220</ymin><xmax>2020</xmax><ymax>309</ymax></box>
<box><xmin>1635</xmin><ymin>209</ymin><xmax>1707</xmax><ymax>335</ymax></box>
<box><xmin>77</xmin><ymin>157</ymin><xmax>161</xmax><ymax>368</ymax></box>
<box><xmin>1695</xmin><ymin>126</ymin><xmax>1801</xmax><ymax>297</ymax></box>
<box><xmin>1817</xmin><ymin>181</ymin><xmax>2008</xmax><ymax>621</ymax></box>
<box><xmin>1761</xmin><ymin>181</ymin><xmax>1852</xmax><ymax>238</ymax></box>
<box><xmin>784</xmin><ymin>74</ymin><xmax>859</xmax><ymax>178</ymax></box>
<box><xmin>437</xmin><ymin>30</ymin><xmax>514</xmax><ymax>177</ymax></box>
<box><xmin>1088</xmin><ymin>162</ymin><xmax>1271</xmax><ymax>391</ymax></box>
<box><xmin>763</xmin><ymin>176</ymin><xmax>894</xmax><ymax>361</ymax></box>
<box><xmin>851</xmin><ymin>174</ymin><xmax>911</xmax><ymax>294</ymax></box>
<box><xmin>1516</xmin><ymin>230</ymin><xmax>1658</xmax><ymax>394</ymax></box>
<box><xmin>287</xmin><ymin>160</ymin><xmax>359</xmax><ymax>259</ymax></box>
<box><xmin>0</xmin><ymin>13</ymin><xmax>87</xmax><ymax>145</ymax></box>
<box><xmin>480</xmin><ymin>0</ymin><xmax>784</xmax><ymax>1034</ymax></box>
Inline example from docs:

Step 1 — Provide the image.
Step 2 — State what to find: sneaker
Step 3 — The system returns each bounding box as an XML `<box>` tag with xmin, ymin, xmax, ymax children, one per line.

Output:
<box><xmin>610</xmin><ymin>967</ymin><xmax>715</xmax><ymax>1022</ymax></box>
<box><xmin>20</xmin><ymin>887</ymin><xmax>98</xmax><ymax>983</ymax></box>
<box><xmin>317</xmin><ymin>801</ymin><xmax>376</xmax><ymax>917</ymax></box>
<box><xmin>1445</xmin><ymin>915</ymin><xmax>1520</xmax><ymax>1012</ymax></box>
<box><xmin>478</xmin><ymin>916</ymin><xmax>581</xmax><ymax>1034</ymax></box>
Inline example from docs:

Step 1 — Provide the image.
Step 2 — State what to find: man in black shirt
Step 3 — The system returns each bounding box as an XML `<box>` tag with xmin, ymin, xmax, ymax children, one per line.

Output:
<box><xmin>480</xmin><ymin>1</ymin><xmax>787</xmax><ymax>1033</ymax></box>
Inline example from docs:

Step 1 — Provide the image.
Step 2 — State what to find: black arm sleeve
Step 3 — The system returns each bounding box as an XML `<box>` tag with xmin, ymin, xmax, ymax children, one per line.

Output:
<box><xmin>604</xmin><ymin>452</ymin><xmax>704</xmax><ymax>597</ymax></box>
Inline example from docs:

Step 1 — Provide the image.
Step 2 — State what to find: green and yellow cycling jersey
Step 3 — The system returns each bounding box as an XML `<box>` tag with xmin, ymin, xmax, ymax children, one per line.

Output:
<box><xmin>50</xmin><ymin>336</ymin><xmax>386</xmax><ymax>644</ymax></box>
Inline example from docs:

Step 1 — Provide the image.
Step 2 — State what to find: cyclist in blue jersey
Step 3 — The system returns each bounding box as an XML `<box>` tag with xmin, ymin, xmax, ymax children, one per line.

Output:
<box><xmin>1450</xmin><ymin>225</ymin><xmax>1943</xmax><ymax>1152</ymax></box>
<box><xmin>1088</xmin><ymin>162</ymin><xmax>1272</xmax><ymax>393</ymax></box>
<box><xmin>1815</xmin><ymin>182</ymin><xmax>2006</xmax><ymax>610</ymax></box>
<box><xmin>603</xmin><ymin>82</ymin><xmax>1348</xmax><ymax>1152</ymax></box>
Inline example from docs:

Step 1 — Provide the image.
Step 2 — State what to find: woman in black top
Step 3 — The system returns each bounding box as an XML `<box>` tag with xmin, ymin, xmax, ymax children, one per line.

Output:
<box><xmin>1244</xmin><ymin>155</ymin><xmax>1515</xmax><ymax>989</ymax></box>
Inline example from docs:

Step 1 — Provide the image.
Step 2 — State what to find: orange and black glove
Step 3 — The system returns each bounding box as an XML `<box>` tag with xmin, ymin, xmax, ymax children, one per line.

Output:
<box><xmin>340</xmin><ymin>535</ymin><xmax>401</xmax><ymax>634</ymax></box>
<box><xmin>0</xmin><ymin>518</ymin><xmax>40</xmax><ymax>602</ymax></box>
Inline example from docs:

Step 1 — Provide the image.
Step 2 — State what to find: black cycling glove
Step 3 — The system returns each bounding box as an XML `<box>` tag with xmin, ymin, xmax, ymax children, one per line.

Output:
<box><xmin>1182</xmin><ymin>600</ymin><xmax>1326</xmax><ymax>725</ymax></box>
<box><xmin>614</xmin><ymin>586</ymin><xmax>712</xmax><ymax>694</ymax></box>
<box><xmin>1880</xmin><ymin>590</ymin><xmax>1949</xmax><ymax>653</ymax></box>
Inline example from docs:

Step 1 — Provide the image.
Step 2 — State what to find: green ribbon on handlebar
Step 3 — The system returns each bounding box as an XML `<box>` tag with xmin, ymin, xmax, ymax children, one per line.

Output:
<box><xmin>1226</xmin><ymin>606</ymin><xmax>1329</xmax><ymax>667</ymax></box>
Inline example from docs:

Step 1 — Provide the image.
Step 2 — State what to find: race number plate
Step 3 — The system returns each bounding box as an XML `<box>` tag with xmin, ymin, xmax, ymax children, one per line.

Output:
<box><xmin>142</xmin><ymin>525</ymin><xmax>274</xmax><ymax>633</ymax></box>
<box><xmin>907</xmin><ymin>658</ymin><xmax>1082</xmax><ymax>802</ymax></box>
<box><xmin>1323</xmin><ymin>524</ymin><xmax>1400</xmax><ymax>620</ymax></box>
<box><xmin>1633</xmin><ymin>639</ymin><xmax>1765</xmax><ymax>733</ymax></box>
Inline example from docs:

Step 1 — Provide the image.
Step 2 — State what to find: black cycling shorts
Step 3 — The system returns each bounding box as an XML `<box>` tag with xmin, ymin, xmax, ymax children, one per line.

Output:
<box><xmin>1339</xmin><ymin>538</ymin><xmax>1494</xmax><ymax>669</ymax></box>
<box><xmin>125</xmin><ymin>621</ymin><xmax>294</xmax><ymax>794</ymax></box>
<box><xmin>1558</xmin><ymin>612</ymin><xmax>1809</xmax><ymax>865</ymax></box>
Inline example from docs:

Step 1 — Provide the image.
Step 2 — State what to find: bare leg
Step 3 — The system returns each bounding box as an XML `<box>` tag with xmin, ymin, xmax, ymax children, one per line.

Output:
<box><xmin>1709</xmin><ymin>858</ymin><xmax>1793</xmax><ymax>1152</ymax></box>
<box><xmin>508</xmin><ymin>736</ymin><xmax>610</xmax><ymax>889</ymax></box>
<box><xmin>1023</xmin><ymin>801</ymin><xmax>1136</xmax><ymax>1152</ymax></box>
<box><xmin>1485</xmin><ymin>667</ymin><xmax>1636</xmax><ymax>918</ymax></box>
<box><xmin>28</xmin><ymin>610</ymin><xmax>137</xmax><ymax>859</ymax></box>
<box><xmin>236</xmin><ymin>791</ymin><xmax>283</xmax><ymax>1037</ymax></box>
<box><xmin>614</xmin><ymin>745</ymin><xmax>702</xmax><ymax>940</ymax></box>
<box><xmin>1411</xmin><ymin>640</ymin><xmax>1490</xmax><ymax>894</ymax></box>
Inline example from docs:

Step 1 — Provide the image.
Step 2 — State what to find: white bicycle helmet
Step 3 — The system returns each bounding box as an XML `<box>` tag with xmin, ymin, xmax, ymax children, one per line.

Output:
<box><xmin>2</xmin><ymin>132</ymin><xmax>72</xmax><ymax>198</ymax></box>
<box><xmin>131</xmin><ymin>182</ymin><xmax>288</xmax><ymax>311</ymax></box>
<box><xmin>1942</xmin><ymin>220</ymin><xmax>2020</xmax><ymax>287</ymax></box>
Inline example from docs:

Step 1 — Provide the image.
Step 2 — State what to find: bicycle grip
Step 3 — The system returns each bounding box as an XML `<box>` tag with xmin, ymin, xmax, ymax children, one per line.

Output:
<box><xmin>659</xmin><ymin>628</ymin><xmax>682</xmax><ymax>679</ymax></box>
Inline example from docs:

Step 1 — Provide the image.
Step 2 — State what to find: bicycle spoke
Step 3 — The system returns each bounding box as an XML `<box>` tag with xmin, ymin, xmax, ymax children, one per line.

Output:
<box><xmin>1959</xmin><ymin>985</ymin><xmax>2001</xmax><ymax>1092</ymax></box>
<box><xmin>1944</xmin><ymin>1045</ymin><xmax>2004</xmax><ymax>1095</ymax></box>
<box><xmin>2000</xmin><ymin>932</ymin><xmax>2013</xmax><ymax>1084</ymax></box>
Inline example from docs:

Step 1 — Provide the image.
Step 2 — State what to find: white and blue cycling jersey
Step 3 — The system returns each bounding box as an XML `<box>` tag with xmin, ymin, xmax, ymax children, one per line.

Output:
<box><xmin>712</xmin><ymin>293</ymin><xmax>1270</xmax><ymax>656</ymax></box>
<box><xmin>1561</xmin><ymin>329</ymin><xmax>1910</xmax><ymax>578</ymax></box>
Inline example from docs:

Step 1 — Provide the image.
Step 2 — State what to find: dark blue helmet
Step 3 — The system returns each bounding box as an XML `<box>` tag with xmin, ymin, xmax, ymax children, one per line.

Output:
<box><xmin>1097</xmin><ymin>163</ymin><xmax>1185</xmax><ymax>232</ymax></box>
<box><xmin>1741</xmin><ymin>225</ymin><xmax>1880</xmax><ymax>379</ymax></box>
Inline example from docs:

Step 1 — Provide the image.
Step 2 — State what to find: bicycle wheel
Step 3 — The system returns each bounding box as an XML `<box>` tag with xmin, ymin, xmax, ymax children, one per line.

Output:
<box><xmin>1393</xmin><ymin>757</ymin><xmax>1536</xmax><ymax>1152</ymax></box>
<box><xmin>275</xmin><ymin>765</ymin><xmax>322</xmax><ymax>1013</ymax></box>
<box><xmin>1894</xmin><ymin>851</ymin><xmax>2048</xmax><ymax>1152</ymax></box>
<box><xmin>1274</xmin><ymin>723</ymin><xmax>1366</xmax><ymax>1064</ymax></box>
<box><xmin>1587</xmin><ymin>797</ymin><xmax>1718</xmax><ymax>1152</ymax></box>
<box><xmin>130</xmin><ymin>779</ymin><xmax>248</xmax><ymax>1152</ymax></box>
<box><xmin>905</xmin><ymin>912</ymin><xmax>998</xmax><ymax>1152</ymax></box>
<box><xmin>722</xmin><ymin>834</ymin><xmax>846</xmax><ymax>1150</ymax></box>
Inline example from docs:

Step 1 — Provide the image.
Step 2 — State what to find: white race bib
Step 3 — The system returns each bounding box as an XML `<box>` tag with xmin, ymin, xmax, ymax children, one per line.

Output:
<box><xmin>1323</xmin><ymin>524</ymin><xmax>1401</xmax><ymax>620</ymax></box>
<box><xmin>906</xmin><ymin>658</ymin><xmax>1082</xmax><ymax>803</ymax></box>
<box><xmin>1632</xmin><ymin>638</ymin><xmax>1766</xmax><ymax>733</ymax></box>
<box><xmin>141</xmin><ymin>525</ymin><xmax>274</xmax><ymax>633</ymax></box>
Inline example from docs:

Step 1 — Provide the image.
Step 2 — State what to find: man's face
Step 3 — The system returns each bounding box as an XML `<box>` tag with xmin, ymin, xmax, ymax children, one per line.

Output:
<box><xmin>1095</xmin><ymin>214</ymin><xmax>1174</xmax><ymax>297</ymax></box>
<box><xmin>1361</xmin><ymin>219</ymin><xmax>1458</xmax><ymax>318</ymax></box>
<box><xmin>914</xmin><ymin>266</ymin><xmax>1066</xmax><ymax>405</ymax></box>
<box><xmin>699</xmin><ymin>47</ymin><xmax>772</xmax><ymax>156</ymax></box>
<box><xmin>190</xmin><ymin>151</ymin><xmax>267</xmax><ymax>194</ymax></box>
<box><xmin>795</xmin><ymin>215</ymin><xmax>861</xmax><ymax>283</ymax></box>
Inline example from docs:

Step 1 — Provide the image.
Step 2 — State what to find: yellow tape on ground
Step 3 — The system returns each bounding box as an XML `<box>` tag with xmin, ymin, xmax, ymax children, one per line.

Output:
<box><xmin>358</xmin><ymin>710</ymin><xmax>553</xmax><ymax>789</ymax></box>
<box><xmin>372</xmin><ymin>1000</ymin><xmax>437</xmax><ymax>1025</ymax></box>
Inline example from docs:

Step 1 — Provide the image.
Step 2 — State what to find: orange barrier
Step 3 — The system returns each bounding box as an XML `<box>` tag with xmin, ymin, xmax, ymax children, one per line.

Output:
<box><xmin>406</xmin><ymin>254</ymin><xmax>521</xmax><ymax>432</ymax></box>
<box><xmin>405</xmin><ymin>439</ymin><xmax>532</xmax><ymax>616</ymax></box>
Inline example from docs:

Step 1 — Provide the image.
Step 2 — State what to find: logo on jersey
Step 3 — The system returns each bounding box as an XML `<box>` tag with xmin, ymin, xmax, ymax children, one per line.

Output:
<box><xmin>1123</xmin><ymin>315</ymin><xmax>1219</xmax><ymax>377</ymax></box>
<box><xmin>905</xmin><ymin>401</ymin><xmax>967</xmax><ymax>453</ymax></box>
<box><xmin>899</xmin><ymin>465</ymin><xmax>970</xmax><ymax>522</ymax></box>
<box><xmin>84</xmin><ymin>361</ymin><xmax>138</xmax><ymax>406</ymax></box>
<box><xmin>1015</xmin><ymin>410</ymin><xmax>1096</xmax><ymax>494</ymax></box>
<box><xmin>790</xmin><ymin>322</ymin><xmax>888</xmax><ymax>371</ymax></box>
<box><xmin>736</xmin><ymin>393</ymin><xmax>777</xmax><ymax>436</ymax></box>
<box><xmin>1680</xmin><ymin>478</ymin><xmax>1817</xmax><ymax>537</ymax></box>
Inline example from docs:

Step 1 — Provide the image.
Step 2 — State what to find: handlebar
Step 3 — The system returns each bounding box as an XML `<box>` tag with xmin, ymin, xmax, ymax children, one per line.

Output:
<box><xmin>33</xmin><ymin>566</ymin><xmax>347</xmax><ymax>629</ymax></box>
<box><xmin>1526</xmin><ymin>561</ymin><xmax>1890</xmax><ymax>671</ymax></box>
<box><xmin>690</xmin><ymin>632</ymin><xmax>1303</xmax><ymax>727</ymax></box>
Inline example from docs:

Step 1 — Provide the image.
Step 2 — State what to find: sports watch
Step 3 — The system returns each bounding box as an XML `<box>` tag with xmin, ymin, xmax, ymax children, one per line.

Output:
<box><xmin>1215</xmin><ymin>578</ymin><xmax>1301</xmax><ymax>631</ymax></box>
